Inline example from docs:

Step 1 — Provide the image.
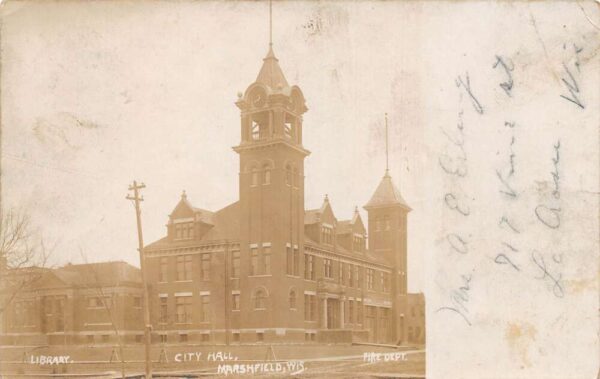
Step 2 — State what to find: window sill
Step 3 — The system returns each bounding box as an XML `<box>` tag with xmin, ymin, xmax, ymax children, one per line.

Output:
<box><xmin>254</xmin><ymin>308</ymin><xmax>266</xmax><ymax>311</ymax></box>
<box><xmin>248</xmin><ymin>274</ymin><xmax>272</xmax><ymax>278</ymax></box>
<box><xmin>174</xmin><ymin>280</ymin><xmax>193</xmax><ymax>283</ymax></box>
<box><xmin>232</xmin><ymin>309</ymin><xmax>240</xmax><ymax>312</ymax></box>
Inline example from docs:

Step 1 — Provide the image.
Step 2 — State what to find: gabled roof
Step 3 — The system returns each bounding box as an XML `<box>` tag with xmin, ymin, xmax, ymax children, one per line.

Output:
<box><xmin>255</xmin><ymin>45</ymin><xmax>290</xmax><ymax>91</ymax></box>
<box><xmin>337</xmin><ymin>207</ymin><xmax>366</xmax><ymax>234</ymax></box>
<box><xmin>364</xmin><ymin>171</ymin><xmax>411</xmax><ymax>211</ymax></box>
<box><xmin>146</xmin><ymin>201</ymin><xmax>241</xmax><ymax>250</ymax></box>
<box><xmin>304</xmin><ymin>194</ymin><xmax>336</xmax><ymax>225</ymax></box>
<box><xmin>170</xmin><ymin>191</ymin><xmax>215</xmax><ymax>225</ymax></box>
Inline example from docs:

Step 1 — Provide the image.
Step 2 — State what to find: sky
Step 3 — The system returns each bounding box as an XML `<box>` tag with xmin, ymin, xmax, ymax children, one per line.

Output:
<box><xmin>0</xmin><ymin>1</ymin><xmax>426</xmax><ymax>292</ymax></box>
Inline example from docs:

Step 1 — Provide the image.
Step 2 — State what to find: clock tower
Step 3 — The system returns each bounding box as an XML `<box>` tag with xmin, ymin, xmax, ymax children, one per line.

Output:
<box><xmin>232</xmin><ymin>43</ymin><xmax>310</xmax><ymax>333</ymax></box>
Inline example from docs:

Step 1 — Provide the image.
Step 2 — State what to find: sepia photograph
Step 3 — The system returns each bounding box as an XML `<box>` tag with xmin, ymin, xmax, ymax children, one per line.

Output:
<box><xmin>1</xmin><ymin>1</ymin><xmax>598</xmax><ymax>378</ymax></box>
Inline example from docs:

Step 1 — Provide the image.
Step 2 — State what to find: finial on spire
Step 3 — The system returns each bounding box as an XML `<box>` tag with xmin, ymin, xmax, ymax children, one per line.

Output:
<box><xmin>385</xmin><ymin>112</ymin><xmax>389</xmax><ymax>176</ymax></box>
<box><xmin>324</xmin><ymin>194</ymin><xmax>329</xmax><ymax>202</ymax></box>
<box><xmin>181</xmin><ymin>190</ymin><xmax>187</xmax><ymax>199</ymax></box>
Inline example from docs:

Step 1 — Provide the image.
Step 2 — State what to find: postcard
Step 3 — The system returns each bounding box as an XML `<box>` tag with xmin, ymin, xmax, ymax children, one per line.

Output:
<box><xmin>0</xmin><ymin>1</ymin><xmax>598</xmax><ymax>378</ymax></box>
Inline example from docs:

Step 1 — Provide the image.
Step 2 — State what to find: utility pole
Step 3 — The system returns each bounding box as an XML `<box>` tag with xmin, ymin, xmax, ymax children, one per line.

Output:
<box><xmin>127</xmin><ymin>181</ymin><xmax>152</xmax><ymax>379</ymax></box>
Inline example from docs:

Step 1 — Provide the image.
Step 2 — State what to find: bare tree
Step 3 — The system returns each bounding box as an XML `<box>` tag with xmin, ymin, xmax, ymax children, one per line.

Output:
<box><xmin>0</xmin><ymin>207</ymin><xmax>52</xmax><ymax>315</ymax></box>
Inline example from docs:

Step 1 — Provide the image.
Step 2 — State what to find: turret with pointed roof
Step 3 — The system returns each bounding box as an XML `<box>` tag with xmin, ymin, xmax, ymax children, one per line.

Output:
<box><xmin>364</xmin><ymin>171</ymin><xmax>411</xmax><ymax>211</ymax></box>
<box><xmin>363</xmin><ymin>113</ymin><xmax>412</xmax><ymax>344</ymax></box>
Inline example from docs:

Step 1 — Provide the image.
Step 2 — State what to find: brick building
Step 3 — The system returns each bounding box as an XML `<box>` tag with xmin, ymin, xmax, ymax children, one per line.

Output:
<box><xmin>143</xmin><ymin>44</ymin><xmax>425</xmax><ymax>345</ymax></box>
<box><xmin>0</xmin><ymin>261</ymin><xmax>144</xmax><ymax>346</ymax></box>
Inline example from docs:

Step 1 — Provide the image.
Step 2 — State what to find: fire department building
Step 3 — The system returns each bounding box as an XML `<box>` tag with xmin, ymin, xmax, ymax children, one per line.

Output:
<box><xmin>143</xmin><ymin>44</ymin><xmax>425</xmax><ymax>345</ymax></box>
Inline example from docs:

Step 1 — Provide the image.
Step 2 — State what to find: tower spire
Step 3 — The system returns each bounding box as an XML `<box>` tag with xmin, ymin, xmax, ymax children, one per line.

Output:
<box><xmin>269</xmin><ymin>0</ymin><xmax>273</xmax><ymax>47</ymax></box>
<box><xmin>385</xmin><ymin>112</ymin><xmax>389</xmax><ymax>176</ymax></box>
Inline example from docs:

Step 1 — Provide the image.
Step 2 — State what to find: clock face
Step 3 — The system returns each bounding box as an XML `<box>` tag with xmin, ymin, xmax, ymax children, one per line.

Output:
<box><xmin>249</xmin><ymin>87</ymin><xmax>267</xmax><ymax>108</ymax></box>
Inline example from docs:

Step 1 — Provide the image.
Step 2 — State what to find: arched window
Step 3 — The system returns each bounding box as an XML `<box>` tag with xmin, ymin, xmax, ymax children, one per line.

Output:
<box><xmin>253</xmin><ymin>288</ymin><xmax>267</xmax><ymax>310</ymax></box>
<box><xmin>289</xmin><ymin>289</ymin><xmax>297</xmax><ymax>309</ymax></box>
<box><xmin>263</xmin><ymin>164</ymin><xmax>271</xmax><ymax>185</ymax></box>
<box><xmin>292</xmin><ymin>167</ymin><xmax>298</xmax><ymax>188</ymax></box>
<box><xmin>251</xmin><ymin>167</ymin><xmax>259</xmax><ymax>186</ymax></box>
<box><xmin>383</xmin><ymin>215</ymin><xmax>390</xmax><ymax>231</ymax></box>
<box><xmin>251</xmin><ymin>121</ymin><xmax>260</xmax><ymax>140</ymax></box>
<box><xmin>285</xmin><ymin>164</ymin><xmax>292</xmax><ymax>186</ymax></box>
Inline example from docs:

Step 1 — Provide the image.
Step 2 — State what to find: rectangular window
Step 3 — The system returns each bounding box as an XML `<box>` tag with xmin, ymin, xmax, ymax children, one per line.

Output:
<box><xmin>321</xmin><ymin>227</ymin><xmax>333</xmax><ymax>244</ymax></box>
<box><xmin>339</xmin><ymin>262</ymin><xmax>344</xmax><ymax>284</ymax></box>
<box><xmin>304</xmin><ymin>295</ymin><xmax>309</xmax><ymax>320</ymax></box>
<box><xmin>159</xmin><ymin>297</ymin><xmax>168</xmax><ymax>323</ymax></box>
<box><xmin>175</xmin><ymin>296</ymin><xmax>192</xmax><ymax>323</ymax></box>
<box><xmin>357</xmin><ymin>302</ymin><xmax>363</xmax><ymax>324</ymax></box>
<box><xmin>177</xmin><ymin>255</ymin><xmax>193</xmax><ymax>281</ymax></box>
<box><xmin>262</xmin><ymin>247</ymin><xmax>271</xmax><ymax>275</ymax></box>
<box><xmin>382</xmin><ymin>273</ymin><xmax>390</xmax><ymax>293</ymax></box>
<box><xmin>135</xmin><ymin>334</ymin><xmax>143</xmax><ymax>343</ymax></box>
<box><xmin>232</xmin><ymin>293</ymin><xmax>240</xmax><ymax>311</ymax></box>
<box><xmin>159</xmin><ymin>257</ymin><xmax>168</xmax><ymax>282</ymax></box>
<box><xmin>293</xmin><ymin>247</ymin><xmax>299</xmax><ymax>276</ymax></box>
<box><xmin>102</xmin><ymin>335</ymin><xmax>109</xmax><ymax>343</ymax></box>
<box><xmin>257</xmin><ymin>332</ymin><xmax>264</xmax><ymax>342</ymax></box>
<box><xmin>160</xmin><ymin>334</ymin><xmax>168</xmax><ymax>343</ymax></box>
<box><xmin>348</xmin><ymin>264</ymin><xmax>354</xmax><ymax>287</ymax></box>
<box><xmin>231</xmin><ymin>251</ymin><xmax>240</xmax><ymax>278</ymax></box>
<box><xmin>179</xmin><ymin>334</ymin><xmax>188</xmax><ymax>343</ymax></box>
<box><xmin>175</xmin><ymin>224</ymin><xmax>182</xmax><ymax>239</ymax></box>
<box><xmin>233</xmin><ymin>333</ymin><xmax>240</xmax><ymax>342</ymax></box>
<box><xmin>200</xmin><ymin>295</ymin><xmax>210</xmax><ymax>322</ymax></box>
<box><xmin>356</xmin><ymin>266</ymin><xmax>361</xmax><ymax>288</ymax></box>
<box><xmin>87</xmin><ymin>335</ymin><xmax>94</xmax><ymax>344</ymax></box>
<box><xmin>367</xmin><ymin>269</ymin><xmax>374</xmax><ymax>290</ymax></box>
<box><xmin>133</xmin><ymin>296</ymin><xmax>142</xmax><ymax>308</ymax></box>
<box><xmin>304</xmin><ymin>255</ymin><xmax>314</xmax><ymax>280</ymax></box>
<box><xmin>323</xmin><ymin>258</ymin><xmax>332</xmax><ymax>278</ymax></box>
<box><xmin>349</xmin><ymin>300</ymin><xmax>354</xmax><ymax>323</ymax></box>
<box><xmin>201</xmin><ymin>254</ymin><xmax>210</xmax><ymax>281</ymax></box>
<box><xmin>250</xmin><ymin>248</ymin><xmax>258</xmax><ymax>275</ymax></box>
<box><xmin>286</xmin><ymin>246</ymin><xmax>293</xmax><ymax>275</ymax></box>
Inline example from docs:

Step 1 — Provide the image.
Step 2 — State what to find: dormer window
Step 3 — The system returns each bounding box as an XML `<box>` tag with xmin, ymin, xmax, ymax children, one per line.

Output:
<box><xmin>353</xmin><ymin>235</ymin><xmax>363</xmax><ymax>251</ymax></box>
<box><xmin>321</xmin><ymin>226</ymin><xmax>333</xmax><ymax>244</ymax></box>
<box><xmin>174</xmin><ymin>222</ymin><xmax>194</xmax><ymax>240</ymax></box>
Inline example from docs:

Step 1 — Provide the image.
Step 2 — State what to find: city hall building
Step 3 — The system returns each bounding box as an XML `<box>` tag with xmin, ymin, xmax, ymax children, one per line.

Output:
<box><xmin>143</xmin><ymin>43</ymin><xmax>425</xmax><ymax>345</ymax></box>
